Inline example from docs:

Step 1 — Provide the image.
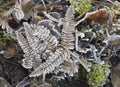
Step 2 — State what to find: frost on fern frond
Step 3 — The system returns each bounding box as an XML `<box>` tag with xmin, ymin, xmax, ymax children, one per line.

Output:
<box><xmin>16</xmin><ymin>21</ymin><xmax>59</xmax><ymax>69</ymax></box>
<box><xmin>54</xmin><ymin>61</ymin><xmax>79</xmax><ymax>77</ymax></box>
<box><xmin>65</xmin><ymin>6</ymin><xmax>75</xmax><ymax>26</ymax></box>
<box><xmin>29</xmin><ymin>45</ymin><xmax>70</xmax><ymax>77</ymax></box>
<box><xmin>15</xmin><ymin>30</ymin><xmax>34</xmax><ymax>69</ymax></box>
<box><xmin>12</xmin><ymin>0</ymin><xmax>24</xmax><ymax>22</ymax></box>
<box><xmin>32</xmin><ymin>22</ymin><xmax>58</xmax><ymax>51</ymax></box>
<box><xmin>43</xmin><ymin>6</ymin><xmax>76</xmax><ymax>49</ymax></box>
<box><xmin>61</xmin><ymin>6</ymin><xmax>75</xmax><ymax>49</ymax></box>
<box><xmin>22</xmin><ymin>21</ymin><xmax>58</xmax><ymax>54</ymax></box>
<box><xmin>38</xmin><ymin>20</ymin><xmax>61</xmax><ymax>37</ymax></box>
<box><xmin>15</xmin><ymin>30</ymin><xmax>33</xmax><ymax>56</ymax></box>
<box><xmin>15</xmin><ymin>6</ymin><xmax>92</xmax><ymax>82</ymax></box>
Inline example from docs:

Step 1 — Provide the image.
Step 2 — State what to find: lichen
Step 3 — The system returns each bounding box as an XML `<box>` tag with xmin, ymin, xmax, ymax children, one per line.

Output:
<box><xmin>87</xmin><ymin>63</ymin><xmax>110</xmax><ymax>87</ymax></box>
<box><xmin>70</xmin><ymin>0</ymin><xmax>92</xmax><ymax>14</ymax></box>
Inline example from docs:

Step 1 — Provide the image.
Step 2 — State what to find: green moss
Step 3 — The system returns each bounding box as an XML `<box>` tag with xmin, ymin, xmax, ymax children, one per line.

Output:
<box><xmin>87</xmin><ymin>63</ymin><xmax>110</xmax><ymax>87</ymax></box>
<box><xmin>70</xmin><ymin>0</ymin><xmax>92</xmax><ymax>14</ymax></box>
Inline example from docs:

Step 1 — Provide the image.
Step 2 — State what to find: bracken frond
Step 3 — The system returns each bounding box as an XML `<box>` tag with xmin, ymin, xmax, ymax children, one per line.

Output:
<box><xmin>15</xmin><ymin>21</ymin><xmax>59</xmax><ymax>69</ymax></box>
<box><xmin>29</xmin><ymin>46</ymin><xmax>70</xmax><ymax>77</ymax></box>
<box><xmin>61</xmin><ymin>6</ymin><xmax>75</xmax><ymax>49</ymax></box>
<box><xmin>15</xmin><ymin>30</ymin><xmax>34</xmax><ymax>68</ymax></box>
<box><xmin>43</xmin><ymin>6</ymin><xmax>76</xmax><ymax>49</ymax></box>
<box><xmin>14</xmin><ymin>4</ymin><xmax>92</xmax><ymax>82</ymax></box>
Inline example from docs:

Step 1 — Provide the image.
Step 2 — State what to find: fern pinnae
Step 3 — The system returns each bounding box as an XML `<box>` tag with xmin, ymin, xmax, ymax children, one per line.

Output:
<box><xmin>15</xmin><ymin>31</ymin><xmax>32</xmax><ymax>55</ymax></box>
<box><xmin>29</xmin><ymin>46</ymin><xmax>70</xmax><ymax>77</ymax></box>
<box><xmin>43</xmin><ymin>7</ymin><xmax>76</xmax><ymax>49</ymax></box>
<box><xmin>65</xmin><ymin>6</ymin><xmax>75</xmax><ymax>26</ymax></box>
<box><xmin>32</xmin><ymin>24</ymin><xmax>58</xmax><ymax>52</ymax></box>
<box><xmin>23</xmin><ymin>22</ymin><xmax>35</xmax><ymax>46</ymax></box>
<box><xmin>61</xmin><ymin>6</ymin><xmax>75</xmax><ymax>50</ymax></box>
<box><xmin>37</xmin><ymin>19</ymin><xmax>61</xmax><ymax>37</ymax></box>
<box><xmin>15</xmin><ymin>31</ymin><xmax>34</xmax><ymax>68</ymax></box>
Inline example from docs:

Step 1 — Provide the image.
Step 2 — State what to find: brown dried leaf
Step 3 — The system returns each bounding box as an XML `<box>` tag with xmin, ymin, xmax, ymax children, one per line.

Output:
<box><xmin>75</xmin><ymin>8</ymin><xmax>118</xmax><ymax>26</ymax></box>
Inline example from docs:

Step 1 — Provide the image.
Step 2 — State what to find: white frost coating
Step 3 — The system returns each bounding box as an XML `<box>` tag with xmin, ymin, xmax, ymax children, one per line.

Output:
<box><xmin>15</xmin><ymin>6</ymin><xmax>92</xmax><ymax>82</ymax></box>
<box><xmin>44</xmin><ymin>6</ymin><xmax>76</xmax><ymax>50</ymax></box>
<box><xmin>22</xmin><ymin>58</ymin><xmax>33</xmax><ymax>69</ymax></box>
<box><xmin>13</xmin><ymin>0</ymin><xmax>24</xmax><ymax>22</ymax></box>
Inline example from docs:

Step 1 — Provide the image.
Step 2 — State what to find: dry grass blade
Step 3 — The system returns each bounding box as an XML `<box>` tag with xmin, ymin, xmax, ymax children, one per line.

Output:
<box><xmin>29</xmin><ymin>46</ymin><xmax>70</xmax><ymax>77</ymax></box>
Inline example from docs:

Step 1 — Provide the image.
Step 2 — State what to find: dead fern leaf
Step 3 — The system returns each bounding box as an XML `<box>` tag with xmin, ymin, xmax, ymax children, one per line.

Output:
<box><xmin>15</xmin><ymin>30</ymin><xmax>34</xmax><ymax>68</ymax></box>
<box><xmin>44</xmin><ymin>6</ymin><xmax>76</xmax><ymax>49</ymax></box>
<box><xmin>15</xmin><ymin>20</ymin><xmax>59</xmax><ymax>69</ymax></box>
<box><xmin>29</xmin><ymin>46</ymin><xmax>70</xmax><ymax>77</ymax></box>
<box><xmin>60</xmin><ymin>6</ymin><xmax>75</xmax><ymax>49</ymax></box>
<box><xmin>14</xmin><ymin>6</ymin><xmax>92</xmax><ymax>82</ymax></box>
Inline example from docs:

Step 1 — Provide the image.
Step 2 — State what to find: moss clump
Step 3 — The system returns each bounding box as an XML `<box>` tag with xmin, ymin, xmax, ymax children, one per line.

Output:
<box><xmin>70</xmin><ymin>0</ymin><xmax>92</xmax><ymax>14</ymax></box>
<box><xmin>87</xmin><ymin>63</ymin><xmax>110</xmax><ymax>87</ymax></box>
